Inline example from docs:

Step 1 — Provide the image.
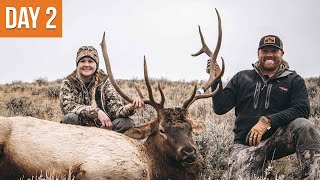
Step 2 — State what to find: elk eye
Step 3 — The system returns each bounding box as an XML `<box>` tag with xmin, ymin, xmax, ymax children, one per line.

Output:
<box><xmin>159</xmin><ymin>128</ymin><xmax>165</xmax><ymax>134</ymax></box>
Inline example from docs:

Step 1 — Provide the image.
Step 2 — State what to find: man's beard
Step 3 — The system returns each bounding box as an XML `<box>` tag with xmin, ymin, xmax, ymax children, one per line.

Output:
<box><xmin>261</xmin><ymin>59</ymin><xmax>281</xmax><ymax>72</ymax></box>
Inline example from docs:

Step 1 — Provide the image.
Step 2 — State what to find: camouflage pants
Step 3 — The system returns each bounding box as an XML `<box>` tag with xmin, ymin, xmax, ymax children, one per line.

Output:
<box><xmin>61</xmin><ymin>113</ymin><xmax>135</xmax><ymax>133</ymax></box>
<box><xmin>226</xmin><ymin>118</ymin><xmax>320</xmax><ymax>179</ymax></box>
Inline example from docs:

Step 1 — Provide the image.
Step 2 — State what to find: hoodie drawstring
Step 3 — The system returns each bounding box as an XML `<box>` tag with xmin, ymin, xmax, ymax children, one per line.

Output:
<box><xmin>265</xmin><ymin>84</ymin><xmax>272</xmax><ymax>109</ymax></box>
<box><xmin>254</xmin><ymin>82</ymin><xmax>261</xmax><ymax>109</ymax></box>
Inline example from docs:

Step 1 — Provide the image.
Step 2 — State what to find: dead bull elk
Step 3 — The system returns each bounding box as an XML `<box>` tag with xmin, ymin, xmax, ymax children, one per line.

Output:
<box><xmin>100</xmin><ymin>8</ymin><xmax>224</xmax><ymax>180</ymax></box>
<box><xmin>0</xmin><ymin>9</ymin><xmax>224</xmax><ymax>180</ymax></box>
<box><xmin>0</xmin><ymin>116</ymin><xmax>149</xmax><ymax>179</ymax></box>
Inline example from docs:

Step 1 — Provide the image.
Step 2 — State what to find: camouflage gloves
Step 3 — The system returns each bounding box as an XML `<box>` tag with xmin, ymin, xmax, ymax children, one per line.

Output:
<box><xmin>245</xmin><ymin>116</ymin><xmax>271</xmax><ymax>146</ymax></box>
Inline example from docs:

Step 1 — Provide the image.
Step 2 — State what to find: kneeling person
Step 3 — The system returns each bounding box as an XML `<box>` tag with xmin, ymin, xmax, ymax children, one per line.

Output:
<box><xmin>60</xmin><ymin>46</ymin><xmax>144</xmax><ymax>133</ymax></box>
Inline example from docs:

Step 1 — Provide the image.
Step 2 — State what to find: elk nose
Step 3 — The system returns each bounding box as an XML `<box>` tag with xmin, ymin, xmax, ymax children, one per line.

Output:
<box><xmin>181</xmin><ymin>147</ymin><xmax>196</xmax><ymax>161</ymax></box>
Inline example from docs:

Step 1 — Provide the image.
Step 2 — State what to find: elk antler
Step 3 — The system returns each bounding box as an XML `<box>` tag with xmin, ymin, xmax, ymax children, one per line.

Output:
<box><xmin>182</xmin><ymin>8</ymin><xmax>225</xmax><ymax>109</ymax></box>
<box><xmin>100</xmin><ymin>33</ymin><xmax>164</xmax><ymax>113</ymax></box>
<box><xmin>192</xmin><ymin>8</ymin><xmax>222</xmax><ymax>80</ymax></box>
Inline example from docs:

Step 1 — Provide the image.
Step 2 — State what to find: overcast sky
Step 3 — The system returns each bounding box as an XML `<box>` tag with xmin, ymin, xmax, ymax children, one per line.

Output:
<box><xmin>1</xmin><ymin>0</ymin><xmax>319</xmax><ymax>84</ymax></box>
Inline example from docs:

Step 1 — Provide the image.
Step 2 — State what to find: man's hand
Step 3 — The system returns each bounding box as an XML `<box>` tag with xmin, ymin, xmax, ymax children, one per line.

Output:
<box><xmin>97</xmin><ymin>109</ymin><xmax>112</xmax><ymax>130</ymax></box>
<box><xmin>245</xmin><ymin>116</ymin><xmax>271</xmax><ymax>146</ymax></box>
<box><xmin>206</xmin><ymin>59</ymin><xmax>221</xmax><ymax>76</ymax></box>
<box><xmin>127</xmin><ymin>97</ymin><xmax>145</xmax><ymax>111</ymax></box>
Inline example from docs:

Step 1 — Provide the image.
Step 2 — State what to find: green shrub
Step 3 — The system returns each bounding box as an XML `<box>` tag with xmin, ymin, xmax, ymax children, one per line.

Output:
<box><xmin>34</xmin><ymin>77</ymin><xmax>49</xmax><ymax>86</ymax></box>
<box><xmin>44</xmin><ymin>85</ymin><xmax>60</xmax><ymax>99</ymax></box>
<box><xmin>5</xmin><ymin>96</ymin><xmax>32</xmax><ymax>116</ymax></box>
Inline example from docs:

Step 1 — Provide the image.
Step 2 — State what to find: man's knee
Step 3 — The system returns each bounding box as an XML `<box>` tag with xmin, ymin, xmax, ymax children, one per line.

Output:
<box><xmin>112</xmin><ymin>118</ymin><xmax>135</xmax><ymax>133</ymax></box>
<box><xmin>289</xmin><ymin>118</ymin><xmax>318</xmax><ymax>132</ymax></box>
<box><xmin>61</xmin><ymin>113</ymin><xmax>80</xmax><ymax>125</ymax></box>
<box><xmin>289</xmin><ymin>118</ymin><xmax>320</xmax><ymax>151</ymax></box>
<box><xmin>290</xmin><ymin>117</ymin><xmax>310</xmax><ymax>125</ymax></box>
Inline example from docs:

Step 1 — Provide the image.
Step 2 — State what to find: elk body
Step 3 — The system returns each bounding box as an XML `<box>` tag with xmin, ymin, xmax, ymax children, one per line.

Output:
<box><xmin>0</xmin><ymin>116</ymin><xmax>149</xmax><ymax>179</ymax></box>
<box><xmin>0</xmin><ymin>9</ymin><xmax>224</xmax><ymax>180</ymax></box>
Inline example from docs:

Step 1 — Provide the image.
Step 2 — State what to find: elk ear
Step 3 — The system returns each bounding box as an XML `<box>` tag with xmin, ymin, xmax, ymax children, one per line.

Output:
<box><xmin>124</xmin><ymin>119</ymin><xmax>158</xmax><ymax>140</ymax></box>
<box><xmin>190</xmin><ymin>120</ymin><xmax>206</xmax><ymax>135</ymax></box>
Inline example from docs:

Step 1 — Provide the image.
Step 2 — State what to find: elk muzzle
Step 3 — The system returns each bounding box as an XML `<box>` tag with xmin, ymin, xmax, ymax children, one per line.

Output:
<box><xmin>179</xmin><ymin>146</ymin><xmax>197</xmax><ymax>167</ymax></box>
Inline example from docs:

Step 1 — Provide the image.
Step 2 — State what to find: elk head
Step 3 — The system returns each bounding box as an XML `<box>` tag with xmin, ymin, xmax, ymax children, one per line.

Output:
<box><xmin>99</xmin><ymin>8</ymin><xmax>224</xmax><ymax>169</ymax></box>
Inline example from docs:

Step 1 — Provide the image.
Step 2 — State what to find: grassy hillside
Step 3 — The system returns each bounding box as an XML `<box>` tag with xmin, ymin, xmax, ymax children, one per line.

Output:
<box><xmin>0</xmin><ymin>76</ymin><xmax>319</xmax><ymax>179</ymax></box>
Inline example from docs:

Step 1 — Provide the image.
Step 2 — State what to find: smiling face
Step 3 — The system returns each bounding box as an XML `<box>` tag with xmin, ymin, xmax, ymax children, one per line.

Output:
<box><xmin>77</xmin><ymin>57</ymin><xmax>97</xmax><ymax>82</ymax></box>
<box><xmin>258</xmin><ymin>46</ymin><xmax>284</xmax><ymax>74</ymax></box>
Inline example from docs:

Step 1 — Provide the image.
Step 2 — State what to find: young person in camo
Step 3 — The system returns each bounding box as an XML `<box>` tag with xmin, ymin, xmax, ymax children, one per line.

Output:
<box><xmin>206</xmin><ymin>35</ymin><xmax>320</xmax><ymax>179</ymax></box>
<box><xmin>59</xmin><ymin>46</ymin><xmax>144</xmax><ymax>133</ymax></box>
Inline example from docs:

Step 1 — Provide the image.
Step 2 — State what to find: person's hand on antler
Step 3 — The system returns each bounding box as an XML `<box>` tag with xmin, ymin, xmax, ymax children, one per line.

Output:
<box><xmin>206</xmin><ymin>59</ymin><xmax>221</xmax><ymax>76</ymax></box>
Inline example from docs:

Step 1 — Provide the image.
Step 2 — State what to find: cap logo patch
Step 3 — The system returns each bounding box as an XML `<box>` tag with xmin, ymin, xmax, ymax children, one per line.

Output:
<box><xmin>264</xmin><ymin>37</ymin><xmax>275</xmax><ymax>44</ymax></box>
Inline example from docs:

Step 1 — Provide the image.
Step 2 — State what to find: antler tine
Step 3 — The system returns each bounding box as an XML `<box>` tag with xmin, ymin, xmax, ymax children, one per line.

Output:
<box><xmin>191</xmin><ymin>25</ymin><xmax>212</xmax><ymax>57</ymax></box>
<box><xmin>182</xmin><ymin>85</ymin><xmax>197</xmax><ymax>109</ymax></box>
<box><xmin>100</xmin><ymin>32</ymin><xmax>134</xmax><ymax>103</ymax></box>
<box><xmin>158</xmin><ymin>83</ymin><xmax>165</xmax><ymax>107</ymax></box>
<box><xmin>183</xmin><ymin>81</ymin><xmax>221</xmax><ymax>109</ymax></box>
<box><xmin>143</xmin><ymin>56</ymin><xmax>154</xmax><ymax>102</ymax></box>
<box><xmin>144</xmin><ymin>56</ymin><xmax>164</xmax><ymax>110</ymax></box>
<box><xmin>134</xmin><ymin>84</ymin><xmax>145</xmax><ymax>99</ymax></box>
<box><xmin>208</xmin><ymin>8</ymin><xmax>222</xmax><ymax>78</ymax></box>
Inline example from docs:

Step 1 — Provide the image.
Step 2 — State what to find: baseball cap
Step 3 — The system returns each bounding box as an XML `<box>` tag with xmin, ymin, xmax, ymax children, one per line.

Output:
<box><xmin>258</xmin><ymin>35</ymin><xmax>283</xmax><ymax>51</ymax></box>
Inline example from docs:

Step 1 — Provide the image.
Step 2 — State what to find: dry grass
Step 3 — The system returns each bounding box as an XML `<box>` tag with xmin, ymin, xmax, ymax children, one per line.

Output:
<box><xmin>0</xmin><ymin>76</ymin><xmax>319</xmax><ymax>179</ymax></box>
<box><xmin>19</xmin><ymin>169</ymin><xmax>74</xmax><ymax>180</ymax></box>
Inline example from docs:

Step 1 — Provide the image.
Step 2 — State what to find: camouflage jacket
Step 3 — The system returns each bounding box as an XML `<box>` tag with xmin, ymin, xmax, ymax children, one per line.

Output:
<box><xmin>60</xmin><ymin>69</ymin><xmax>134</xmax><ymax>121</ymax></box>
